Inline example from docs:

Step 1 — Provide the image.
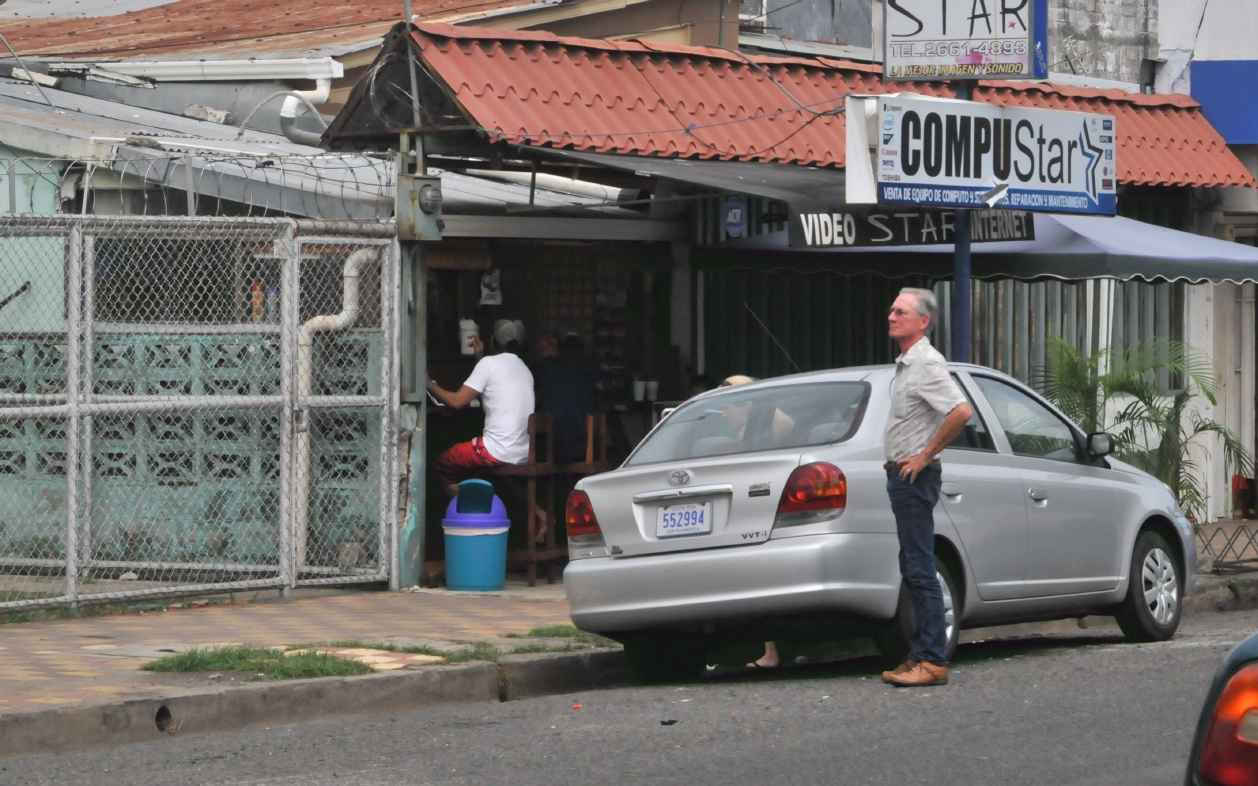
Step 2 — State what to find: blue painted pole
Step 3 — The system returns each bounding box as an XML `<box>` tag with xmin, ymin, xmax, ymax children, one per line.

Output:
<box><xmin>952</xmin><ymin>209</ymin><xmax>971</xmax><ymax>363</ymax></box>
<box><xmin>952</xmin><ymin>80</ymin><xmax>972</xmax><ymax>363</ymax></box>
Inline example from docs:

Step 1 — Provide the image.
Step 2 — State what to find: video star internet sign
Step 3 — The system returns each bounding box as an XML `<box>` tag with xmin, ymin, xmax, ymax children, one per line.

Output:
<box><xmin>877</xmin><ymin>95</ymin><xmax>1117</xmax><ymax>215</ymax></box>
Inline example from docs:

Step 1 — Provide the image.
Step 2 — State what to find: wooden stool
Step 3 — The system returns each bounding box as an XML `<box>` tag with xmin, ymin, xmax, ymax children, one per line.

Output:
<box><xmin>486</xmin><ymin>413</ymin><xmax>561</xmax><ymax>587</ymax></box>
<box><xmin>558</xmin><ymin>413</ymin><xmax>611</xmax><ymax>477</ymax></box>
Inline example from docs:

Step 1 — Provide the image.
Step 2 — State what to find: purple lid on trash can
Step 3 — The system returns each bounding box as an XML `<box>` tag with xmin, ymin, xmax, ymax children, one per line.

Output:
<box><xmin>442</xmin><ymin>495</ymin><xmax>511</xmax><ymax>528</ymax></box>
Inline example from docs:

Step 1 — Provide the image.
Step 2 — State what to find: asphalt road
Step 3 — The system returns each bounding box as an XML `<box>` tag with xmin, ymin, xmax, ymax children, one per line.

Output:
<box><xmin>5</xmin><ymin>611</ymin><xmax>1258</xmax><ymax>786</ymax></box>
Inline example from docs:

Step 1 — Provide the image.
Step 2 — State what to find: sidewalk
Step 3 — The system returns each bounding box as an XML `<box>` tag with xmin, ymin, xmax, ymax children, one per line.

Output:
<box><xmin>0</xmin><ymin>581</ymin><xmax>572</xmax><ymax>714</ymax></box>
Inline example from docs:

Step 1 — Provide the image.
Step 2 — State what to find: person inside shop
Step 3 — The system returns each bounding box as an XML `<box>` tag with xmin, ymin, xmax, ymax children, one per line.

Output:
<box><xmin>533</xmin><ymin>325</ymin><xmax>602</xmax><ymax>463</ymax></box>
<box><xmin>688</xmin><ymin>374</ymin><xmax>714</xmax><ymax>397</ymax></box>
<box><xmin>426</xmin><ymin>319</ymin><xmax>535</xmax><ymax>499</ymax></box>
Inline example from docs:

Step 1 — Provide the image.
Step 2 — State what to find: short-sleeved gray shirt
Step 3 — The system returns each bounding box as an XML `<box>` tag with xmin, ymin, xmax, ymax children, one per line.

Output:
<box><xmin>885</xmin><ymin>338</ymin><xmax>967</xmax><ymax>463</ymax></box>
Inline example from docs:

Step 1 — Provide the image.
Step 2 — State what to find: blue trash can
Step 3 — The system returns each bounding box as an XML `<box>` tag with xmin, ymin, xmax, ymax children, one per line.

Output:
<box><xmin>443</xmin><ymin>480</ymin><xmax>511</xmax><ymax>591</ymax></box>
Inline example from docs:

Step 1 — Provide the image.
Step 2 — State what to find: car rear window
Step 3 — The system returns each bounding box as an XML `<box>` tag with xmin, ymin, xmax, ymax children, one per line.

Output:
<box><xmin>625</xmin><ymin>381</ymin><xmax>871</xmax><ymax>467</ymax></box>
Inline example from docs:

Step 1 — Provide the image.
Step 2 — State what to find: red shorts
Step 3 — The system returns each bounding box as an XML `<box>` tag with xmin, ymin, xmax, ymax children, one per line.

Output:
<box><xmin>434</xmin><ymin>437</ymin><xmax>504</xmax><ymax>488</ymax></box>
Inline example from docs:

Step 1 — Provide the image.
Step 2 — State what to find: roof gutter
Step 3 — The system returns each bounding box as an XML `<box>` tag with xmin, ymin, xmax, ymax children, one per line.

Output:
<box><xmin>50</xmin><ymin>57</ymin><xmax>344</xmax><ymax>82</ymax></box>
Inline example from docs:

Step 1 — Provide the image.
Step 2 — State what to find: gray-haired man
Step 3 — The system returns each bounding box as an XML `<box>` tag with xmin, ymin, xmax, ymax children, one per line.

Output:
<box><xmin>881</xmin><ymin>287</ymin><xmax>973</xmax><ymax>687</ymax></box>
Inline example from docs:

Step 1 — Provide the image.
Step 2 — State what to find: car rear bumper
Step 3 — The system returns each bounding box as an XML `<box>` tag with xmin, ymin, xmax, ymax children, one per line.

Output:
<box><xmin>564</xmin><ymin>533</ymin><xmax>902</xmax><ymax>634</ymax></box>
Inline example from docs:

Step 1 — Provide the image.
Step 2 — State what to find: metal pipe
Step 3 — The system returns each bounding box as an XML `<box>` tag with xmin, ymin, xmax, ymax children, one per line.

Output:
<box><xmin>294</xmin><ymin>247</ymin><xmax>377</xmax><ymax>567</ymax></box>
<box><xmin>295</xmin><ymin>219</ymin><xmax>396</xmax><ymax>237</ymax></box>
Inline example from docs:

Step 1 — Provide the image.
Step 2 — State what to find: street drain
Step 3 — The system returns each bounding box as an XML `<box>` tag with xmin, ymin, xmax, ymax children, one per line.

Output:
<box><xmin>155</xmin><ymin>706</ymin><xmax>173</xmax><ymax>732</ymax></box>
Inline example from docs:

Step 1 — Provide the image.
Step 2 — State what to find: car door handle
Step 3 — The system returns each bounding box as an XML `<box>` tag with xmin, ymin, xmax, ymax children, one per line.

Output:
<box><xmin>1028</xmin><ymin>488</ymin><xmax>1049</xmax><ymax>501</ymax></box>
<box><xmin>941</xmin><ymin>483</ymin><xmax>963</xmax><ymax>496</ymax></box>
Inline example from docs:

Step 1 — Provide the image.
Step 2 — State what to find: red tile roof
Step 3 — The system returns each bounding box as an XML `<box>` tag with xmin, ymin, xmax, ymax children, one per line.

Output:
<box><xmin>0</xmin><ymin>0</ymin><xmax>535</xmax><ymax>59</ymax></box>
<box><xmin>413</xmin><ymin>24</ymin><xmax>1254</xmax><ymax>188</ymax></box>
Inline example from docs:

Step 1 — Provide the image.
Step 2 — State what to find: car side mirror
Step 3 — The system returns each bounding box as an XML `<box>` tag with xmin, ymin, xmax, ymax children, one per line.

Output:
<box><xmin>1087</xmin><ymin>432</ymin><xmax>1115</xmax><ymax>458</ymax></box>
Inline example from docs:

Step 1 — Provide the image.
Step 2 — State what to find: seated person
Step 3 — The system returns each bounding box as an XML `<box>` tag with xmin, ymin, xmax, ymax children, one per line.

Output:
<box><xmin>532</xmin><ymin>326</ymin><xmax>602</xmax><ymax>463</ymax></box>
<box><xmin>427</xmin><ymin>319</ymin><xmax>535</xmax><ymax>499</ymax></box>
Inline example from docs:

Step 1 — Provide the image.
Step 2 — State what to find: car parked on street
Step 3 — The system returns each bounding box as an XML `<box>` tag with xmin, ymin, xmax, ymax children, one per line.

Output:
<box><xmin>1184</xmin><ymin>630</ymin><xmax>1258</xmax><ymax>786</ymax></box>
<box><xmin>563</xmin><ymin>364</ymin><xmax>1196</xmax><ymax>682</ymax></box>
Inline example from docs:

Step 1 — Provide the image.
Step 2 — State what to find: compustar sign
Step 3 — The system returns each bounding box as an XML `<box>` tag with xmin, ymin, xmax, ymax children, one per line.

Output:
<box><xmin>875</xmin><ymin>95</ymin><xmax>1117</xmax><ymax>215</ymax></box>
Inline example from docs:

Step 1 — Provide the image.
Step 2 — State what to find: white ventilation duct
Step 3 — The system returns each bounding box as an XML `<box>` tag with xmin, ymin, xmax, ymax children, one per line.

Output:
<box><xmin>294</xmin><ymin>247</ymin><xmax>376</xmax><ymax>567</ymax></box>
<box><xmin>280</xmin><ymin>78</ymin><xmax>331</xmax><ymax>147</ymax></box>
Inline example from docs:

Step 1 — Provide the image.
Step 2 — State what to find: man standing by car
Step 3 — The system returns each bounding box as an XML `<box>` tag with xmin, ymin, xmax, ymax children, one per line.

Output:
<box><xmin>882</xmin><ymin>288</ymin><xmax>973</xmax><ymax>688</ymax></box>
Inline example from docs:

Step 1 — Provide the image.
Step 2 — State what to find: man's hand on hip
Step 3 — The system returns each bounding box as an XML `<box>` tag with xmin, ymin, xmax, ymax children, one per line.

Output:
<box><xmin>896</xmin><ymin>453</ymin><xmax>933</xmax><ymax>484</ymax></box>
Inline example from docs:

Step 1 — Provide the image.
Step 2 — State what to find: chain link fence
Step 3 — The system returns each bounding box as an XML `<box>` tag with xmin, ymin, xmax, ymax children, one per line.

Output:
<box><xmin>0</xmin><ymin>215</ymin><xmax>398</xmax><ymax>611</ymax></box>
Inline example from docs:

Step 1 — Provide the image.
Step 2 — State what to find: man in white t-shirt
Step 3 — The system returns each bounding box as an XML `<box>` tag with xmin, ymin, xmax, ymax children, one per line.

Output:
<box><xmin>427</xmin><ymin>319</ymin><xmax>535</xmax><ymax>499</ymax></box>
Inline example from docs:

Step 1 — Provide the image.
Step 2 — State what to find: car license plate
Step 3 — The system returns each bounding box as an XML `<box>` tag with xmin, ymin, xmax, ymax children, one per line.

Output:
<box><xmin>655</xmin><ymin>501</ymin><xmax>713</xmax><ymax>538</ymax></box>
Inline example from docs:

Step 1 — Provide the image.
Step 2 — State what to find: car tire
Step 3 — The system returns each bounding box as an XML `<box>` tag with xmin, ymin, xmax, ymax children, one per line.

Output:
<box><xmin>872</xmin><ymin>559</ymin><xmax>960</xmax><ymax>665</ymax></box>
<box><xmin>1115</xmin><ymin>530</ymin><xmax>1182</xmax><ymax>643</ymax></box>
<box><xmin>622</xmin><ymin>633</ymin><xmax>706</xmax><ymax>685</ymax></box>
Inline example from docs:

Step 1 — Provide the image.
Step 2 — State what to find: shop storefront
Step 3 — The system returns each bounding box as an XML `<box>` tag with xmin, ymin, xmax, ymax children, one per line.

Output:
<box><xmin>322</xmin><ymin>21</ymin><xmax>1258</xmax><ymax>585</ymax></box>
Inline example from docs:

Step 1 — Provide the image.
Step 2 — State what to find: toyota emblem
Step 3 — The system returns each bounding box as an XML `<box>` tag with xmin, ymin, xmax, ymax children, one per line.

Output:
<box><xmin>669</xmin><ymin>470</ymin><xmax>691</xmax><ymax>486</ymax></box>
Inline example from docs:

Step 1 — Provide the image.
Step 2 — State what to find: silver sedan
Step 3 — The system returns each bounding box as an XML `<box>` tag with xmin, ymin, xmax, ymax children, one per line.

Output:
<box><xmin>563</xmin><ymin>365</ymin><xmax>1196</xmax><ymax>682</ymax></box>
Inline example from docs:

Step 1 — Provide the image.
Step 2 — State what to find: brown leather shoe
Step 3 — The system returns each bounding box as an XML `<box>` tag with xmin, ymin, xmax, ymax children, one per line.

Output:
<box><xmin>887</xmin><ymin>661</ymin><xmax>948</xmax><ymax>687</ymax></box>
<box><xmin>881</xmin><ymin>659</ymin><xmax>918</xmax><ymax>683</ymax></box>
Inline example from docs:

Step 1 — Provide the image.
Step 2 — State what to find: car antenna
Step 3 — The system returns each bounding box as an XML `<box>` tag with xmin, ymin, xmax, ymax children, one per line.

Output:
<box><xmin>742</xmin><ymin>301</ymin><xmax>801</xmax><ymax>373</ymax></box>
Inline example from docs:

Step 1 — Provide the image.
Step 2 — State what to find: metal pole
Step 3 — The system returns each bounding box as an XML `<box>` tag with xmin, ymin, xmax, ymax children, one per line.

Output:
<box><xmin>378</xmin><ymin>244</ymin><xmax>395</xmax><ymax>587</ymax></box>
<box><xmin>277</xmin><ymin>227</ymin><xmax>297</xmax><ymax>597</ymax></box>
<box><xmin>80</xmin><ymin>235</ymin><xmax>95</xmax><ymax>571</ymax></box>
<box><xmin>65</xmin><ymin>225</ymin><xmax>82</xmax><ymax>606</ymax></box>
<box><xmin>952</xmin><ymin>81</ymin><xmax>972</xmax><ymax>363</ymax></box>
<box><xmin>403</xmin><ymin>0</ymin><xmax>422</xmax><ymax>129</ymax></box>
<box><xmin>953</xmin><ymin>210</ymin><xmax>972</xmax><ymax>363</ymax></box>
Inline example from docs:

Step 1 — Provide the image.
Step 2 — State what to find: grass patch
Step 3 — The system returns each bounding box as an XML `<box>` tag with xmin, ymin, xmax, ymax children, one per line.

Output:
<box><xmin>506</xmin><ymin>624</ymin><xmax>616</xmax><ymax>647</ymax></box>
<box><xmin>142</xmin><ymin>645</ymin><xmax>372</xmax><ymax>680</ymax></box>
<box><xmin>439</xmin><ymin>642</ymin><xmax>503</xmax><ymax>664</ymax></box>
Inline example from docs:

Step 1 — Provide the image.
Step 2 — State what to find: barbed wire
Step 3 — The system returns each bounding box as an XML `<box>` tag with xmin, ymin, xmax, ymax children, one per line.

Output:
<box><xmin>1</xmin><ymin>152</ymin><xmax>396</xmax><ymax>221</ymax></box>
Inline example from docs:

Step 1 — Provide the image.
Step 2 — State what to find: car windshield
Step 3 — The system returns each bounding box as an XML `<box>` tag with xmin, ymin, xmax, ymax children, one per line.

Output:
<box><xmin>625</xmin><ymin>381</ymin><xmax>871</xmax><ymax>466</ymax></box>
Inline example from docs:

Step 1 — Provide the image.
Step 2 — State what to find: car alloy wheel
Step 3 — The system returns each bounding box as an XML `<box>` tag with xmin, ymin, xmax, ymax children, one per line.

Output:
<box><xmin>1142</xmin><ymin>547</ymin><xmax>1179</xmax><ymax>626</ymax></box>
<box><xmin>1116</xmin><ymin>530</ymin><xmax>1182</xmax><ymax>643</ymax></box>
<box><xmin>940</xmin><ymin>569</ymin><xmax>956</xmax><ymax>645</ymax></box>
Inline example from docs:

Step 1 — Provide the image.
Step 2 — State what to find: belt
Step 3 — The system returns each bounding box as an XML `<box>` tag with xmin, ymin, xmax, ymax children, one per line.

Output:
<box><xmin>884</xmin><ymin>460</ymin><xmax>942</xmax><ymax>470</ymax></box>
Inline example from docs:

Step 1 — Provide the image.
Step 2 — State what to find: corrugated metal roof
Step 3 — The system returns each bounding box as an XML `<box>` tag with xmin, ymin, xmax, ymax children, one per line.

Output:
<box><xmin>407</xmin><ymin>24</ymin><xmax>1255</xmax><ymax>188</ymax></box>
<box><xmin>0</xmin><ymin>0</ymin><xmax>537</xmax><ymax>60</ymax></box>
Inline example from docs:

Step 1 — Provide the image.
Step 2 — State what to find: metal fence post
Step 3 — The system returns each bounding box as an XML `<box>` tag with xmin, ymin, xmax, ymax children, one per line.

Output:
<box><xmin>278</xmin><ymin>226</ymin><xmax>298</xmax><ymax>597</ymax></box>
<box><xmin>64</xmin><ymin>223</ymin><xmax>82</xmax><ymax>605</ymax></box>
<box><xmin>80</xmin><ymin>234</ymin><xmax>95</xmax><ymax>573</ymax></box>
<box><xmin>385</xmin><ymin>240</ymin><xmax>402</xmax><ymax>589</ymax></box>
<box><xmin>397</xmin><ymin>242</ymin><xmax>427</xmax><ymax>590</ymax></box>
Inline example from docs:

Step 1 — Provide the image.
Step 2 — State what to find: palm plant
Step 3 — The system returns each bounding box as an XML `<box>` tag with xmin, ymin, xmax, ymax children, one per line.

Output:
<box><xmin>1033</xmin><ymin>335</ymin><xmax>1253</xmax><ymax>524</ymax></box>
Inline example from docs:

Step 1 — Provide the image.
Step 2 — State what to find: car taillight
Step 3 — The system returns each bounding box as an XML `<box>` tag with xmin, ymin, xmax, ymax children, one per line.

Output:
<box><xmin>774</xmin><ymin>462</ymin><xmax>847</xmax><ymax>527</ymax></box>
<box><xmin>1198</xmin><ymin>663</ymin><xmax>1258</xmax><ymax>786</ymax></box>
<box><xmin>565</xmin><ymin>490</ymin><xmax>604</xmax><ymax>543</ymax></box>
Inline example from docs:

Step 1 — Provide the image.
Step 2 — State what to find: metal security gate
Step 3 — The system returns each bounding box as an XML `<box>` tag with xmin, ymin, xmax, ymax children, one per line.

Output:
<box><xmin>0</xmin><ymin>215</ymin><xmax>398</xmax><ymax>610</ymax></box>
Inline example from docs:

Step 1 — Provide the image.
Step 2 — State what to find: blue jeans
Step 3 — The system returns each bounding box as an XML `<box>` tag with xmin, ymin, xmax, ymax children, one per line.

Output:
<box><xmin>885</xmin><ymin>465</ymin><xmax>948</xmax><ymax>666</ymax></box>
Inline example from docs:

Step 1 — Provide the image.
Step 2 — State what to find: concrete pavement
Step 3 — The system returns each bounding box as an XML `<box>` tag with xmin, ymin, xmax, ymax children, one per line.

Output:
<box><xmin>0</xmin><ymin>581</ymin><xmax>572</xmax><ymax>714</ymax></box>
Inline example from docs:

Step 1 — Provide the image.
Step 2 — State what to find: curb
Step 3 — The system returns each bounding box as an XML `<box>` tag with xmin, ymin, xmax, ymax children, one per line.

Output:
<box><xmin>499</xmin><ymin>648</ymin><xmax>630</xmax><ymax>699</ymax></box>
<box><xmin>1184</xmin><ymin>574</ymin><xmax>1258</xmax><ymax>615</ymax></box>
<box><xmin>0</xmin><ymin>650</ymin><xmax>629</xmax><ymax>761</ymax></box>
<box><xmin>0</xmin><ymin>661</ymin><xmax>500</xmax><ymax>760</ymax></box>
